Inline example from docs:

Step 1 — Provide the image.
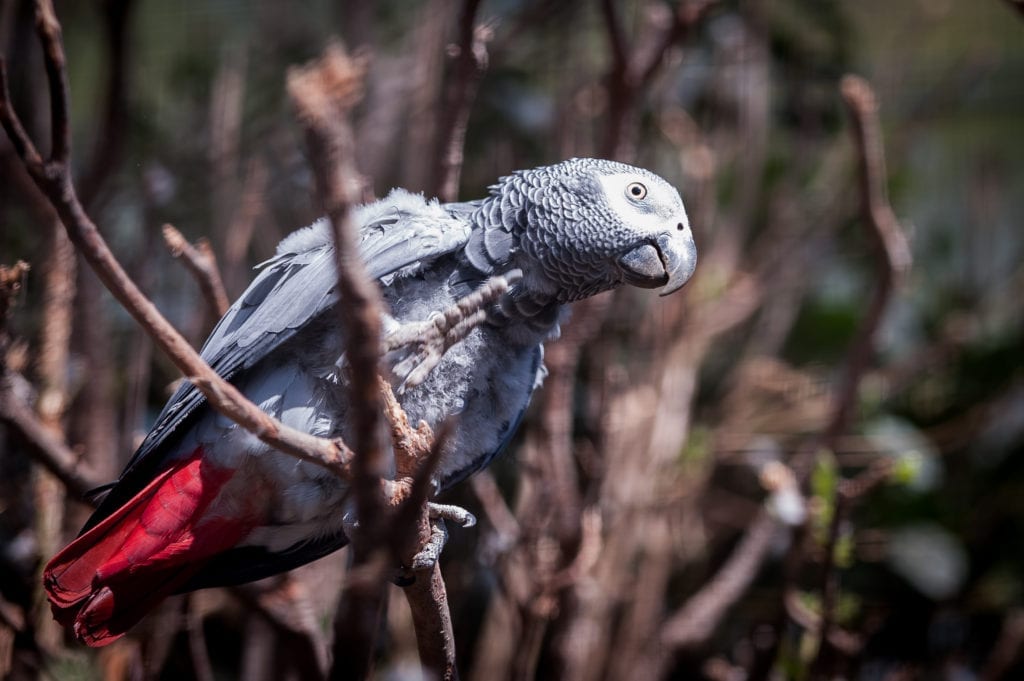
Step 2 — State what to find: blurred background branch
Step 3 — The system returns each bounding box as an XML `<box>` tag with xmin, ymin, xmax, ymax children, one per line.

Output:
<box><xmin>1</xmin><ymin>0</ymin><xmax>1022</xmax><ymax>679</ymax></box>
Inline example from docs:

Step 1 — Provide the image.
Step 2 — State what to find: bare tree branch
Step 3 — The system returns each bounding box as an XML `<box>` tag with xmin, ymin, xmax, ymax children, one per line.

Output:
<box><xmin>32</xmin><ymin>217</ymin><xmax>77</xmax><ymax>648</ymax></box>
<box><xmin>288</xmin><ymin>42</ymin><xmax>461</xmax><ymax>680</ymax></box>
<box><xmin>637</xmin><ymin>0</ymin><xmax>715</xmax><ymax>85</ymax></box>
<box><xmin>823</xmin><ymin>75</ymin><xmax>911</xmax><ymax>446</ymax></box>
<box><xmin>34</xmin><ymin>2</ymin><xmax>68</xmax><ymax>165</ymax></box>
<box><xmin>392</xmin><ymin>417</ymin><xmax>458</xmax><ymax>680</ymax></box>
<box><xmin>404</xmin><ymin>564</ymin><xmax>459</xmax><ymax>680</ymax></box>
<box><xmin>287</xmin><ymin>40</ymin><xmax>382</xmax><ymax>511</ymax></box>
<box><xmin>77</xmin><ymin>0</ymin><xmax>134</xmax><ymax>210</ymax></box>
<box><xmin>2</xmin><ymin>261</ymin><xmax>95</xmax><ymax>507</ymax></box>
<box><xmin>810</xmin><ymin>74</ymin><xmax>912</xmax><ymax>678</ymax></box>
<box><xmin>0</xmin><ymin>1</ymin><xmax>355</xmax><ymax>480</ymax></box>
<box><xmin>470</xmin><ymin>470</ymin><xmax>520</xmax><ymax>546</ymax></box>
<box><xmin>223</xmin><ymin>157</ymin><xmax>268</xmax><ymax>294</ymax></box>
<box><xmin>183</xmin><ymin>595</ymin><xmax>215</xmax><ymax>681</ymax></box>
<box><xmin>230</xmin><ymin>579</ymin><xmax>328</xmax><ymax>681</ymax></box>
<box><xmin>598</xmin><ymin>0</ymin><xmax>718</xmax><ymax>160</ymax></box>
<box><xmin>432</xmin><ymin>0</ymin><xmax>491</xmax><ymax>202</ymax></box>
<box><xmin>598</xmin><ymin>0</ymin><xmax>628</xmax><ymax>71</ymax></box>
<box><xmin>285</xmin><ymin>46</ymin><xmax>391</xmax><ymax>679</ymax></box>
<box><xmin>0</xmin><ymin>372</ymin><xmax>100</xmax><ymax>502</ymax></box>
<box><xmin>661</xmin><ymin>509</ymin><xmax>781</xmax><ymax>650</ymax></box>
<box><xmin>162</xmin><ymin>223</ymin><xmax>231</xmax><ymax>318</ymax></box>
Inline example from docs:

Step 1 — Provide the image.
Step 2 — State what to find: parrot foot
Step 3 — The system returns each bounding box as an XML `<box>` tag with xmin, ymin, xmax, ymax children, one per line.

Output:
<box><xmin>384</xmin><ymin>270</ymin><xmax>523</xmax><ymax>392</ymax></box>
<box><xmin>410</xmin><ymin>518</ymin><xmax>449</xmax><ymax>570</ymax></box>
<box><xmin>407</xmin><ymin>503</ymin><xmax>475</xmax><ymax>572</ymax></box>
<box><xmin>427</xmin><ymin>502</ymin><xmax>476</xmax><ymax>528</ymax></box>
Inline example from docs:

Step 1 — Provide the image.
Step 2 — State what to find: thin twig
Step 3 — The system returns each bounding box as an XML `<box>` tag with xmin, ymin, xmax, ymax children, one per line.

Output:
<box><xmin>783</xmin><ymin>590</ymin><xmax>862</xmax><ymax>656</ymax></box>
<box><xmin>183</xmin><ymin>595</ymin><xmax>215</xmax><ymax>681</ymax></box>
<box><xmin>637</xmin><ymin>1</ymin><xmax>716</xmax><ymax>85</ymax></box>
<box><xmin>470</xmin><ymin>470</ymin><xmax>520</xmax><ymax>546</ymax></box>
<box><xmin>598</xmin><ymin>0</ymin><xmax>628</xmax><ymax>71</ymax></box>
<box><xmin>661</xmin><ymin>509</ymin><xmax>781</xmax><ymax>649</ymax></box>
<box><xmin>823</xmin><ymin>75</ymin><xmax>911</xmax><ymax>446</ymax></box>
<box><xmin>0</xmin><ymin>372</ymin><xmax>100</xmax><ymax>502</ymax></box>
<box><xmin>35</xmin><ymin>1</ymin><xmax>68</xmax><ymax>165</ymax></box>
<box><xmin>0</xmin><ymin>1</ymin><xmax>356</xmax><ymax>482</ymax></box>
<box><xmin>77</xmin><ymin>0</ymin><xmax>134</xmax><ymax>210</ymax></box>
<box><xmin>162</xmin><ymin>223</ymin><xmax>230</xmax><ymax>318</ymax></box>
<box><xmin>223</xmin><ymin>157</ymin><xmax>268</xmax><ymax>294</ymax></box>
<box><xmin>598</xmin><ymin>0</ymin><xmax>718</xmax><ymax>159</ymax></box>
<box><xmin>230</xmin><ymin>581</ymin><xmax>328</xmax><ymax>681</ymax></box>
<box><xmin>432</xmin><ymin>0</ymin><xmax>491</xmax><ymax>202</ymax></box>
<box><xmin>810</xmin><ymin>74</ymin><xmax>912</xmax><ymax>677</ymax></box>
<box><xmin>209</xmin><ymin>45</ymin><xmax>247</xmax><ymax>239</ymax></box>
<box><xmin>2</xmin><ymin>258</ymin><xmax>97</xmax><ymax>501</ymax></box>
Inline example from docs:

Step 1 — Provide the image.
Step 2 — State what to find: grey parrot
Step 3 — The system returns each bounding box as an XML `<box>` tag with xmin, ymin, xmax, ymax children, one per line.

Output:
<box><xmin>43</xmin><ymin>157</ymin><xmax>696</xmax><ymax>646</ymax></box>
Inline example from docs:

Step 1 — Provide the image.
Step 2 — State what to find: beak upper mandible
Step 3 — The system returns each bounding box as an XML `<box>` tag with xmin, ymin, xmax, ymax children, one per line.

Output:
<box><xmin>656</xmin><ymin>231</ymin><xmax>697</xmax><ymax>297</ymax></box>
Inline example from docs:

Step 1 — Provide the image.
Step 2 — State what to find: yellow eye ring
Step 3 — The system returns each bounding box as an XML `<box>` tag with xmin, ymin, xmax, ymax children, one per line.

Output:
<box><xmin>626</xmin><ymin>182</ymin><xmax>647</xmax><ymax>200</ymax></box>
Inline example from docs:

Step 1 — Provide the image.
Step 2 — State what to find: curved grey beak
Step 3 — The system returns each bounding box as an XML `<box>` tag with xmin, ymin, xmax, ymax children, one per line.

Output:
<box><xmin>618</xmin><ymin>230</ymin><xmax>697</xmax><ymax>297</ymax></box>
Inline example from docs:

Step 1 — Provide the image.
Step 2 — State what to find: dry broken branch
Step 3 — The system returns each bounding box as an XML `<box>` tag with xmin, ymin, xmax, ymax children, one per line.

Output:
<box><xmin>162</xmin><ymin>224</ymin><xmax>230</xmax><ymax>318</ymax></box>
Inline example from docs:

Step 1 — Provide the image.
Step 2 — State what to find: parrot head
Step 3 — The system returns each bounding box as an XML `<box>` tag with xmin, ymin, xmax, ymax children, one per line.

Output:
<box><xmin>477</xmin><ymin>158</ymin><xmax>697</xmax><ymax>308</ymax></box>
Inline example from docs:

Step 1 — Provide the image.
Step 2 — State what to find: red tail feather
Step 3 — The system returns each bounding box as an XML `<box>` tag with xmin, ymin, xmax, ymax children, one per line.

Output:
<box><xmin>43</xmin><ymin>448</ymin><xmax>251</xmax><ymax>646</ymax></box>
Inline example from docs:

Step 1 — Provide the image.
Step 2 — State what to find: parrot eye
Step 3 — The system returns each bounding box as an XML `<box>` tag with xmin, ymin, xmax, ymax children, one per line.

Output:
<box><xmin>626</xmin><ymin>182</ymin><xmax>647</xmax><ymax>200</ymax></box>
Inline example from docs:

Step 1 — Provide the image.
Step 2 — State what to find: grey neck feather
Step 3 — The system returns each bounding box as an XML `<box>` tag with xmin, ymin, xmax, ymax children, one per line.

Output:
<box><xmin>466</xmin><ymin>163</ymin><xmax>622</xmax><ymax>299</ymax></box>
<box><xmin>460</xmin><ymin>166</ymin><xmax>581</xmax><ymax>331</ymax></box>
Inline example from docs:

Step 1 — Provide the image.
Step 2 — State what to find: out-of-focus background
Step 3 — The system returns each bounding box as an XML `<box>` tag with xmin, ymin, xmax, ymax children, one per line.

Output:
<box><xmin>1</xmin><ymin>1</ymin><xmax>1023</xmax><ymax>679</ymax></box>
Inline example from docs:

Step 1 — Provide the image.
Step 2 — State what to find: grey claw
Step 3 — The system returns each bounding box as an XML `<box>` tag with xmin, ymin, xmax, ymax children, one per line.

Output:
<box><xmin>428</xmin><ymin>502</ymin><xmax>476</xmax><ymax>528</ymax></box>
<box><xmin>383</xmin><ymin>273</ymin><xmax>520</xmax><ymax>390</ymax></box>
<box><xmin>405</xmin><ymin>504</ymin><xmax>476</xmax><ymax>572</ymax></box>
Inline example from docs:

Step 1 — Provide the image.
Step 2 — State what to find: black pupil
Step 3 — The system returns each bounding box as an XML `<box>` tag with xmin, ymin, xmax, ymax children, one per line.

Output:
<box><xmin>631</xmin><ymin>185</ymin><xmax>643</xmax><ymax>196</ymax></box>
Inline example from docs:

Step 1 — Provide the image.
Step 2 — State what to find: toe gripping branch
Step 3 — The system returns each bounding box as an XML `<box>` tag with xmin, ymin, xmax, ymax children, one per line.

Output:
<box><xmin>384</xmin><ymin>270</ymin><xmax>524</xmax><ymax>392</ymax></box>
<box><xmin>412</xmin><ymin>502</ymin><xmax>476</xmax><ymax>570</ymax></box>
<box><xmin>394</xmin><ymin>502</ymin><xmax>477</xmax><ymax>586</ymax></box>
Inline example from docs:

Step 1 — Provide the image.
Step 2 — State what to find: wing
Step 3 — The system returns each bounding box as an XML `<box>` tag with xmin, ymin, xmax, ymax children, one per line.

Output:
<box><xmin>86</xmin><ymin>192</ymin><xmax>472</xmax><ymax>529</ymax></box>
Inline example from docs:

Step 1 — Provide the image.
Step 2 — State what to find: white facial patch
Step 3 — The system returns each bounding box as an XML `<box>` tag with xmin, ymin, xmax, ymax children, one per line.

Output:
<box><xmin>597</xmin><ymin>172</ymin><xmax>687</xmax><ymax>235</ymax></box>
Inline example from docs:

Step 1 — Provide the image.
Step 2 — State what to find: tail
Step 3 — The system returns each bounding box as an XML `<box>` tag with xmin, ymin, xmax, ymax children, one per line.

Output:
<box><xmin>43</xmin><ymin>448</ymin><xmax>251</xmax><ymax>646</ymax></box>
